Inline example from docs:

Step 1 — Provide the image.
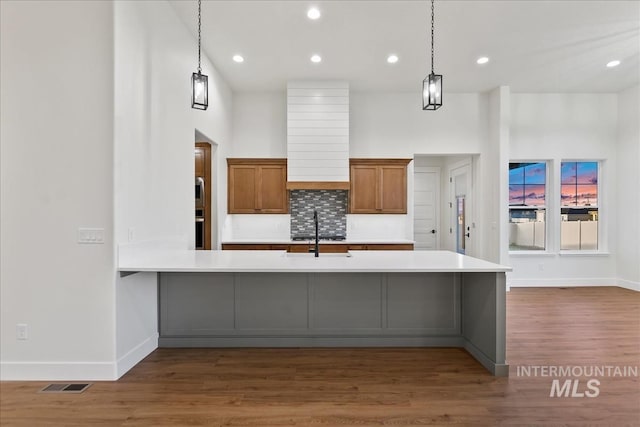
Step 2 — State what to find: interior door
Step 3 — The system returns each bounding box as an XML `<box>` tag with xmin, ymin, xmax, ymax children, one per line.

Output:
<box><xmin>414</xmin><ymin>167</ymin><xmax>440</xmax><ymax>250</ymax></box>
<box><xmin>449</xmin><ymin>162</ymin><xmax>473</xmax><ymax>255</ymax></box>
<box><xmin>455</xmin><ymin>196</ymin><xmax>466</xmax><ymax>254</ymax></box>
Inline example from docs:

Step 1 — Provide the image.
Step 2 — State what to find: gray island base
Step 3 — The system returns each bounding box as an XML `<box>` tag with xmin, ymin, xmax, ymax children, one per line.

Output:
<box><xmin>159</xmin><ymin>270</ymin><xmax>507</xmax><ymax>376</ymax></box>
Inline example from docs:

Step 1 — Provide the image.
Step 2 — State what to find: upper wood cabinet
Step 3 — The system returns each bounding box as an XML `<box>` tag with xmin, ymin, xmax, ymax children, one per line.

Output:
<box><xmin>349</xmin><ymin>159</ymin><xmax>411</xmax><ymax>214</ymax></box>
<box><xmin>227</xmin><ymin>158</ymin><xmax>288</xmax><ymax>214</ymax></box>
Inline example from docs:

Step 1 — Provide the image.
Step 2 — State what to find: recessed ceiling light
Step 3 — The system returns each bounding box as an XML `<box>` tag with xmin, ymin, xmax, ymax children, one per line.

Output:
<box><xmin>310</xmin><ymin>54</ymin><xmax>322</xmax><ymax>63</ymax></box>
<box><xmin>387</xmin><ymin>54</ymin><xmax>399</xmax><ymax>64</ymax></box>
<box><xmin>476</xmin><ymin>56</ymin><xmax>490</xmax><ymax>65</ymax></box>
<box><xmin>232</xmin><ymin>55</ymin><xmax>244</xmax><ymax>63</ymax></box>
<box><xmin>606</xmin><ymin>60</ymin><xmax>621</xmax><ymax>68</ymax></box>
<box><xmin>307</xmin><ymin>8</ymin><xmax>321</xmax><ymax>20</ymax></box>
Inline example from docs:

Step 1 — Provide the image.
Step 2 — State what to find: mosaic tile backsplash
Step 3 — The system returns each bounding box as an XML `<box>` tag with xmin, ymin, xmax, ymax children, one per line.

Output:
<box><xmin>290</xmin><ymin>190</ymin><xmax>347</xmax><ymax>239</ymax></box>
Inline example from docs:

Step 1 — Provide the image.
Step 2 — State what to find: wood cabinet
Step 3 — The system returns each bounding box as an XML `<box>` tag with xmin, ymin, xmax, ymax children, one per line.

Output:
<box><xmin>361</xmin><ymin>244</ymin><xmax>413</xmax><ymax>250</ymax></box>
<box><xmin>349</xmin><ymin>159</ymin><xmax>411</xmax><ymax>214</ymax></box>
<box><xmin>227</xmin><ymin>159</ymin><xmax>288</xmax><ymax>214</ymax></box>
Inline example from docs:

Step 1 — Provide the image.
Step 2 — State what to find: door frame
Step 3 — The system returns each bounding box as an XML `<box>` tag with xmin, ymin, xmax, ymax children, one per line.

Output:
<box><xmin>448</xmin><ymin>159</ymin><xmax>474</xmax><ymax>256</ymax></box>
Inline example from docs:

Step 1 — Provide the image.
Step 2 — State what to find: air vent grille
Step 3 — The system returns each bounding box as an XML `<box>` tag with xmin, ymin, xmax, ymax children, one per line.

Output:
<box><xmin>40</xmin><ymin>383</ymin><xmax>91</xmax><ymax>393</ymax></box>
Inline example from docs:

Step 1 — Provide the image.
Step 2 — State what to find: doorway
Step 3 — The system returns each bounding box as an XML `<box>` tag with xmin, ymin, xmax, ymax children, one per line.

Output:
<box><xmin>195</xmin><ymin>142</ymin><xmax>212</xmax><ymax>249</ymax></box>
<box><xmin>449</xmin><ymin>161</ymin><xmax>472</xmax><ymax>255</ymax></box>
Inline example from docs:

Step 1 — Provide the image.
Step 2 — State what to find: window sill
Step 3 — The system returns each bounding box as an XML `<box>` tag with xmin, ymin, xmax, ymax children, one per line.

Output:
<box><xmin>559</xmin><ymin>251</ymin><xmax>610</xmax><ymax>257</ymax></box>
<box><xmin>509</xmin><ymin>251</ymin><xmax>555</xmax><ymax>257</ymax></box>
<box><xmin>509</xmin><ymin>251</ymin><xmax>611</xmax><ymax>257</ymax></box>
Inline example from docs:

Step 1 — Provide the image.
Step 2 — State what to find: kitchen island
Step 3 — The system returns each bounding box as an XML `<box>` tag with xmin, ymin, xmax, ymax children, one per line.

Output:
<box><xmin>119</xmin><ymin>248</ymin><xmax>511</xmax><ymax>376</ymax></box>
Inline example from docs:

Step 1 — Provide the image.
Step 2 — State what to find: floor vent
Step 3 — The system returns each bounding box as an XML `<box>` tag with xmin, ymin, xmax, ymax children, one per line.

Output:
<box><xmin>39</xmin><ymin>383</ymin><xmax>91</xmax><ymax>393</ymax></box>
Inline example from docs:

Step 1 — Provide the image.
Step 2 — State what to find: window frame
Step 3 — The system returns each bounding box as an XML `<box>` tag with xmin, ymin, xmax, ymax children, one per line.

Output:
<box><xmin>508</xmin><ymin>160</ymin><xmax>549</xmax><ymax>253</ymax></box>
<box><xmin>559</xmin><ymin>160</ymin><xmax>602</xmax><ymax>253</ymax></box>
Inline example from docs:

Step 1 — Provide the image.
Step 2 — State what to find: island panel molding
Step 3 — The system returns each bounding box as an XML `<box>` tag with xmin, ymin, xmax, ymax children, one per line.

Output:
<box><xmin>157</xmin><ymin>270</ymin><xmax>506</xmax><ymax>375</ymax></box>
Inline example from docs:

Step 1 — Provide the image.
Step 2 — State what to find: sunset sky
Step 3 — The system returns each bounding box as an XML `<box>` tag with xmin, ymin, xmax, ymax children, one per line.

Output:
<box><xmin>509</xmin><ymin>162</ymin><xmax>546</xmax><ymax>206</ymax></box>
<box><xmin>561</xmin><ymin>162</ymin><xmax>598</xmax><ymax>206</ymax></box>
<box><xmin>509</xmin><ymin>162</ymin><xmax>598</xmax><ymax>207</ymax></box>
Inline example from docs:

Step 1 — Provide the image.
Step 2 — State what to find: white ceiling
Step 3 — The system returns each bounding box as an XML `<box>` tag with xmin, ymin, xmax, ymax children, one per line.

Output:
<box><xmin>169</xmin><ymin>0</ymin><xmax>640</xmax><ymax>93</ymax></box>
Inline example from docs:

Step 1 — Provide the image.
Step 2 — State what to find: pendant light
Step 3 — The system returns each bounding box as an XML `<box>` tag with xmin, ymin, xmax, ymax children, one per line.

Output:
<box><xmin>191</xmin><ymin>0</ymin><xmax>208</xmax><ymax>110</ymax></box>
<box><xmin>423</xmin><ymin>0</ymin><xmax>442</xmax><ymax>110</ymax></box>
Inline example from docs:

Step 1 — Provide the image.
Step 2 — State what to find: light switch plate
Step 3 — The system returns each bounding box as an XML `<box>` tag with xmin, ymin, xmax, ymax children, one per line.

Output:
<box><xmin>16</xmin><ymin>323</ymin><xmax>28</xmax><ymax>340</ymax></box>
<box><xmin>78</xmin><ymin>228</ymin><xmax>105</xmax><ymax>244</ymax></box>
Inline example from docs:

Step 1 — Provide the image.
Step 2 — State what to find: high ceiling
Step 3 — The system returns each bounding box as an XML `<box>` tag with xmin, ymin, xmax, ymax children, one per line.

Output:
<box><xmin>169</xmin><ymin>0</ymin><xmax>640</xmax><ymax>93</ymax></box>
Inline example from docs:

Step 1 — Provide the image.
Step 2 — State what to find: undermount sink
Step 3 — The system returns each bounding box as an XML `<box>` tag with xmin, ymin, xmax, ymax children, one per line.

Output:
<box><xmin>283</xmin><ymin>252</ymin><xmax>352</xmax><ymax>258</ymax></box>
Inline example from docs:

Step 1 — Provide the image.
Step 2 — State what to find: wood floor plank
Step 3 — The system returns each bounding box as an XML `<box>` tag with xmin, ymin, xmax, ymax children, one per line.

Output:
<box><xmin>1</xmin><ymin>286</ymin><xmax>638</xmax><ymax>426</ymax></box>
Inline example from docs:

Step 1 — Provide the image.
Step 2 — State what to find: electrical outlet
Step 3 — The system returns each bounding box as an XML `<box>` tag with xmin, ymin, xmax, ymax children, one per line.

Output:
<box><xmin>128</xmin><ymin>227</ymin><xmax>135</xmax><ymax>242</ymax></box>
<box><xmin>538</xmin><ymin>263</ymin><xmax>544</xmax><ymax>271</ymax></box>
<box><xmin>16</xmin><ymin>323</ymin><xmax>28</xmax><ymax>340</ymax></box>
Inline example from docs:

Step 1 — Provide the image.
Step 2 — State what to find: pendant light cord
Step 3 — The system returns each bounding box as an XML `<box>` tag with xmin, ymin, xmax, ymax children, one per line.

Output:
<box><xmin>197</xmin><ymin>0</ymin><xmax>202</xmax><ymax>74</ymax></box>
<box><xmin>430</xmin><ymin>0</ymin><xmax>435</xmax><ymax>75</ymax></box>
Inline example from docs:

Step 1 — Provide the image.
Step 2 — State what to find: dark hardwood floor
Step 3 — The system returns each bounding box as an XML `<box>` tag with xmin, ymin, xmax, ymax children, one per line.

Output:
<box><xmin>1</xmin><ymin>287</ymin><xmax>639</xmax><ymax>426</ymax></box>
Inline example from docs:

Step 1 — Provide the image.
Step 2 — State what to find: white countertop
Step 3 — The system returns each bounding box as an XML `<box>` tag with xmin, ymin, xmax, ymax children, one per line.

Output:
<box><xmin>118</xmin><ymin>247</ymin><xmax>511</xmax><ymax>273</ymax></box>
<box><xmin>222</xmin><ymin>239</ymin><xmax>415</xmax><ymax>245</ymax></box>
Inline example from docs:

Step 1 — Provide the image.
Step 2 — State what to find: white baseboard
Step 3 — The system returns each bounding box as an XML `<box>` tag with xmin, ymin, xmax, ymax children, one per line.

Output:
<box><xmin>0</xmin><ymin>361</ymin><xmax>116</xmax><ymax>381</ymax></box>
<box><xmin>508</xmin><ymin>277</ymin><xmax>638</xmax><ymax>292</ymax></box>
<box><xmin>116</xmin><ymin>333</ymin><xmax>158</xmax><ymax>379</ymax></box>
<box><xmin>0</xmin><ymin>334</ymin><xmax>158</xmax><ymax>381</ymax></box>
<box><xmin>617</xmin><ymin>278</ymin><xmax>640</xmax><ymax>292</ymax></box>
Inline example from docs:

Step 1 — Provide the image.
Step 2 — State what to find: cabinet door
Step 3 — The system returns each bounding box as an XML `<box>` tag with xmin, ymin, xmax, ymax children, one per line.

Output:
<box><xmin>380</xmin><ymin>165</ymin><xmax>407</xmax><ymax>213</ymax></box>
<box><xmin>321</xmin><ymin>244</ymin><xmax>349</xmax><ymax>253</ymax></box>
<box><xmin>288</xmin><ymin>244</ymin><xmax>310</xmax><ymax>253</ymax></box>
<box><xmin>350</xmin><ymin>165</ymin><xmax>379</xmax><ymax>213</ymax></box>
<box><xmin>228</xmin><ymin>165</ymin><xmax>258</xmax><ymax>213</ymax></box>
<box><xmin>195</xmin><ymin>147</ymin><xmax>205</xmax><ymax>177</ymax></box>
<box><xmin>222</xmin><ymin>244</ymin><xmax>271</xmax><ymax>250</ymax></box>
<box><xmin>258</xmin><ymin>165</ymin><xmax>288</xmax><ymax>213</ymax></box>
<box><xmin>364</xmin><ymin>244</ymin><xmax>414</xmax><ymax>250</ymax></box>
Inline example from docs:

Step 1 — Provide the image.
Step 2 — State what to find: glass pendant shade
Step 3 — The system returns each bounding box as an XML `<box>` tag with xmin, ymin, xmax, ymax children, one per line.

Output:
<box><xmin>422</xmin><ymin>73</ymin><xmax>442</xmax><ymax>110</ymax></box>
<box><xmin>191</xmin><ymin>72</ymin><xmax>208</xmax><ymax>110</ymax></box>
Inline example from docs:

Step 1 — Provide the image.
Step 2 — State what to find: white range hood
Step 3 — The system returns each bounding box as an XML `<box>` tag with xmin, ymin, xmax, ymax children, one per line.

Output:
<box><xmin>286</xmin><ymin>81</ymin><xmax>350</xmax><ymax>190</ymax></box>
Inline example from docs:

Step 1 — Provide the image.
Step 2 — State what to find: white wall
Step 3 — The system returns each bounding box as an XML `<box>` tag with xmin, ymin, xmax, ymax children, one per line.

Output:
<box><xmin>113</xmin><ymin>0</ymin><xmax>234</xmax><ymax>374</ymax></box>
<box><xmin>508</xmin><ymin>93</ymin><xmax>619</xmax><ymax>287</ymax></box>
<box><xmin>0</xmin><ymin>0</ymin><xmax>235</xmax><ymax>381</ymax></box>
<box><xmin>115</xmin><ymin>0</ymin><xmax>233</xmax><ymax>248</ymax></box>
<box><xmin>616</xmin><ymin>85</ymin><xmax>640</xmax><ymax>290</ymax></box>
<box><xmin>231</xmin><ymin>91</ymin><xmax>491</xmax><ymax>244</ymax></box>
<box><xmin>1</xmin><ymin>0</ymin><xmax>116</xmax><ymax>379</ymax></box>
<box><xmin>233</xmin><ymin>91</ymin><xmax>489</xmax><ymax>157</ymax></box>
<box><xmin>485</xmin><ymin>87</ymin><xmax>510</xmax><ymax>264</ymax></box>
<box><xmin>233</xmin><ymin>92</ymin><xmax>286</xmax><ymax>157</ymax></box>
<box><xmin>350</xmin><ymin>93</ymin><xmax>488</xmax><ymax>157</ymax></box>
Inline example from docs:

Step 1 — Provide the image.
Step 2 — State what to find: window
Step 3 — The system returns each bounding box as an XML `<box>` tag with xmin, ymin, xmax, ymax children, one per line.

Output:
<box><xmin>560</xmin><ymin>161</ymin><xmax>598</xmax><ymax>250</ymax></box>
<box><xmin>509</xmin><ymin>162</ymin><xmax>546</xmax><ymax>251</ymax></box>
